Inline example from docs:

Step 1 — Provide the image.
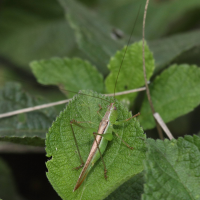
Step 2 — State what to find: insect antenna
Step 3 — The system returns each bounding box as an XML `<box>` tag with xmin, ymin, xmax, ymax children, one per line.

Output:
<box><xmin>113</xmin><ymin>5</ymin><xmax>142</xmax><ymax>102</ymax></box>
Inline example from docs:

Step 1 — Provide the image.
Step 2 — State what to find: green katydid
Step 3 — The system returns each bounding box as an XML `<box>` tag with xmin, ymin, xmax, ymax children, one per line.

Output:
<box><xmin>71</xmin><ymin>98</ymin><xmax>140</xmax><ymax>191</ymax></box>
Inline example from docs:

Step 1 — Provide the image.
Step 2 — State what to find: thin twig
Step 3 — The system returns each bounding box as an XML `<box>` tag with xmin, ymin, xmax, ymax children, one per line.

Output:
<box><xmin>142</xmin><ymin>0</ymin><xmax>164</xmax><ymax>139</ymax></box>
<box><xmin>106</xmin><ymin>87</ymin><xmax>146</xmax><ymax>96</ymax></box>
<box><xmin>0</xmin><ymin>87</ymin><xmax>146</xmax><ymax>119</ymax></box>
<box><xmin>154</xmin><ymin>113</ymin><xmax>174</xmax><ymax>140</ymax></box>
<box><xmin>0</xmin><ymin>99</ymin><xmax>70</xmax><ymax>119</ymax></box>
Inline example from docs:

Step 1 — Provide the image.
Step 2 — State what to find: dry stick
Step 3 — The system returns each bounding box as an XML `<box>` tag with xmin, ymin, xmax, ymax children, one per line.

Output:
<box><xmin>0</xmin><ymin>87</ymin><xmax>146</xmax><ymax>119</ymax></box>
<box><xmin>106</xmin><ymin>86</ymin><xmax>146</xmax><ymax>96</ymax></box>
<box><xmin>142</xmin><ymin>0</ymin><xmax>164</xmax><ymax>140</ymax></box>
<box><xmin>154</xmin><ymin>113</ymin><xmax>174</xmax><ymax>140</ymax></box>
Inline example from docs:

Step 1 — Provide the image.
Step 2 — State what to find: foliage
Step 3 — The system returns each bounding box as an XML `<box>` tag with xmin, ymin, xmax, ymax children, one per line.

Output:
<box><xmin>0</xmin><ymin>0</ymin><xmax>200</xmax><ymax>199</ymax></box>
<box><xmin>143</xmin><ymin>136</ymin><xmax>200</xmax><ymax>200</ymax></box>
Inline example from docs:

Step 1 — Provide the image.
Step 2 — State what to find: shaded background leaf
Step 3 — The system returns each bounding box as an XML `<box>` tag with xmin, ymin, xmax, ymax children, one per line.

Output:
<box><xmin>0</xmin><ymin>82</ymin><xmax>57</xmax><ymax>146</ymax></box>
<box><xmin>97</xmin><ymin>0</ymin><xmax>200</xmax><ymax>39</ymax></box>
<box><xmin>0</xmin><ymin>157</ymin><xmax>24</xmax><ymax>200</ymax></box>
<box><xmin>58</xmin><ymin>0</ymin><xmax>127</xmax><ymax>75</ymax></box>
<box><xmin>105</xmin><ymin>172</ymin><xmax>144</xmax><ymax>200</ymax></box>
<box><xmin>0</xmin><ymin>0</ymin><xmax>77</xmax><ymax>71</ymax></box>
<box><xmin>149</xmin><ymin>30</ymin><xmax>200</xmax><ymax>73</ymax></box>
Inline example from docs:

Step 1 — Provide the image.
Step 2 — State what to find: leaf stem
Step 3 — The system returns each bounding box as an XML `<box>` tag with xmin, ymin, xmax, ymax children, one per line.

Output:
<box><xmin>142</xmin><ymin>0</ymin><xmax>164</xmax><ymax>140</ymax></box>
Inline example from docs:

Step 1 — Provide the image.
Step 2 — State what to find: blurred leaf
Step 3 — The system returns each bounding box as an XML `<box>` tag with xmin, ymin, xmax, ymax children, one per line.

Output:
<box><xmin>143</xmin><ymin>136</ymin><xmax>200</xmax><ymax>200</ymax></box>
<box><xmin>98</xmin><ymin>0</ymin><xmax>200</xmax><ymax>39</ymax></box>
<box><xmin>105</xmin><ymin>172</ymin><xmax>144</xmax><ymax>200</ymax></box>
<box><xmin>59</xmin><ymin>0</ymin><xmax>128</xmax><ymax>75</ymax></box>
<box><xmin>30</xmin><ymin>57</ymin><xmax>104</xmax><ymax>98</ymax></box>
<box><xmin>46</xmin><ymin>90</ymin><xmax>145</xmax><ymax>200</ymax></box>
<box><xmin>0</xmin><ymin>82</ymin><xmax>57</xmax><ymax>146</ymax></box>
<box><xmin>0</xmin><ymin>157</ymin><xmax>24</xmax><ymax>200</ymax></box>
<box><xmin>97</xmin><ymin>0</ymin><xmax>145</xmax><ymax>38</ymax></box>
<box><xmin>0</xmin><ymin>63</ymin><xmax>67</xmax><ymax>108</ymax></box>
<box><xmin>140</xmin><ymin>64</ymin><xmax>200</xmax><ymax>130</ymax></box>
<box><xmin>0</xmin><ymin>0</ymin><xmax>77</xmax><ymax>70</ymax></box>
<box><xmin>105</xmin><ymin>41</ymin><xmax>154</xmax><ymax>104</ymax></box>
<box><xmin>175</xmin><ymin>46</ymin><xmax>200</xmax><ymax>67</ymax></box>
<box><xmin>149</xmin><ymin>30</ymin><xmax>200</xmax><ymax>73</ymax></box>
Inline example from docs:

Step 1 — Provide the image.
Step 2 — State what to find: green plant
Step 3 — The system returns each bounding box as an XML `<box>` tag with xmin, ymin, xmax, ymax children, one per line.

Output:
<box><xmin>0</xmin><ymin>0</ymin><xmax>200</xmax><ymax>200</ymax></box>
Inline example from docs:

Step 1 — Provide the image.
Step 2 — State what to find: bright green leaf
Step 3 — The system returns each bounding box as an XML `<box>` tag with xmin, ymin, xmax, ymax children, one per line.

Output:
<box><xmin>46</xmin><ymin>90</ymin><xmax>146</xmax><ymax>200</ymax></box>
<box><xmin>149</xmin><ymin>30</ymin><xmax>200</xmax><ymax>73</ymax></box>
<box><xmin>0</xmin><ymin>82</ymin><xmax>57</xmax><ymax>146</ymax></box>
<box><xmin>143</xmin><ymin>136</ymin><xmax>200</xmax><ymax>200</ymax></box>
<box><xmin>105</xmin><ymin>41</ymin><xmax>154</xmax><ymax>103</ymax></box>
<box><xmin>140</xmin><ymin>64</ymin><xmax>200</xmax><ymax>130</ymax></box>
<box><xmin>30</xmin><ymin>57</ymin><xmax>104</xmax><ymax>98</ymax></box>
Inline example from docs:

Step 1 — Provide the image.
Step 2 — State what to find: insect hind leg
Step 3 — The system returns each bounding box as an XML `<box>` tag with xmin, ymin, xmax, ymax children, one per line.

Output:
<box><xmin>93</xmin><ymin>132</ymin><xmax>108</xmax><ymax>180</ymax></box>
<box><xmin>70</xmin><ymin>121</ymin><xmax>85</xmax><ymax>170</ymax></box>
<box><xmin>70</xmin><ymin>119</ymin><xmax>96</xmax><ymax>170</ymax></box>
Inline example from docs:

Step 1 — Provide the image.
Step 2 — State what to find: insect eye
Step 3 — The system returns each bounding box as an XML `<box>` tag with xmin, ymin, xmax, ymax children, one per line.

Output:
<box><xmin>114</xmin><ymin>106</ymin><xmax>117</xmax><ymax>110</ymax></box>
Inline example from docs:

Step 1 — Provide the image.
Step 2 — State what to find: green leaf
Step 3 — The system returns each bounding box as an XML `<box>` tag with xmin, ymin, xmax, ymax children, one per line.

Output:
<box><xmin>58</xmin><ymin>0</ymin><xmax>126</xmax><ymax>75</ymax></box>
<box><xmin>98</xmin><ymin>0</ymin><xmax>200</xmax><ymax>39</ymax></box>
<box><xmin>46</xmin><ymin>90</ymin><xmax>146</xmax><ymax>200</ymax></box>
<box><xmin>105</xmin><ymin>41</ymin><xmax>154</xmax><ymax>103</ymax></box>
<box><xmin>140</xmin><ymin>64</ymin><xmax>200</xmax><ymax>130</ymax></box>
<box><xmin>143</xmin><ymin>136</ymin><xmax>200</xmax><ymax>200</ymax></box>
<box><xmin>0</xmin><ymin>82</ymin><xmax>57</xmax><ymax>146</ymax></box>
<box><xmin>0</xmin><ymin>157</ymin><xmax>23</xmax><ymax>200</ymax></box>
<box><xmin>105</xmin><ymin>172</ymin><xmax>144</xmax><ymax>200</ymax></box>
<box><xmin>149</xmin><ymin>30</ymin><xmax>200</xmax><ymax>73</ymax></box>
<box><xmin>0</xmin><ymin>0</ymin><xmax>77</xmax><ymax>70</ymax></box>
<box><xmin>30</xmin><ymin>57</ymin><xmax>104</xmax><ymax>98</ymax></box>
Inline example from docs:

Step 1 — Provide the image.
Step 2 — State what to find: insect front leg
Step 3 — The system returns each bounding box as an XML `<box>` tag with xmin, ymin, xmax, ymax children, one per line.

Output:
<box><xmin>113</xmin><ymin>112</ymin><xmax>140</xmax><ymax>149</ymax></box>
<box><xmin>114</xmin><ymin>112</ymin><xmax>140</xmax><ymax>125</ymax></box>
<box><xmin>97</xmin><ymin>104</ymin><xmax>103</xmax><ymax>118</ymax></box>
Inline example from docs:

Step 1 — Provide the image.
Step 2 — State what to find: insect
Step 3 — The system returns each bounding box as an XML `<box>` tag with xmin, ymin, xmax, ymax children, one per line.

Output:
<box><xmin>71</xmin><ymin>100</ymin><xmax>140</xmax><ymax>191</ymax></box>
